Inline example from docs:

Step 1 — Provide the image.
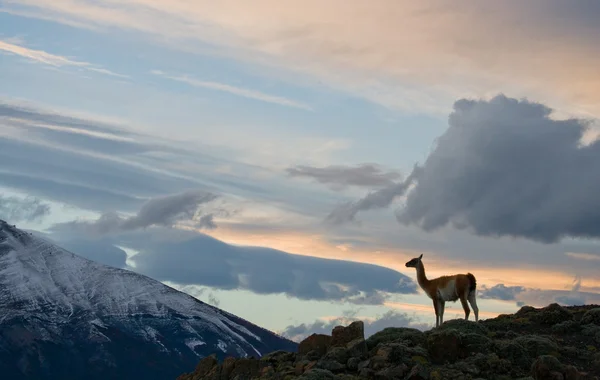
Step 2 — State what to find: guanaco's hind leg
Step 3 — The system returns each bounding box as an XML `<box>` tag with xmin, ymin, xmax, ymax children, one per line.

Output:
<box><xmin>460</xmin><ymin>293</ymin><xmax>470</xmax><ymax>321</ymax></box>
<box><xmin>468</xmin><ymin>291</ymin><xmax>479</xmax><ymax>322</ymax></box>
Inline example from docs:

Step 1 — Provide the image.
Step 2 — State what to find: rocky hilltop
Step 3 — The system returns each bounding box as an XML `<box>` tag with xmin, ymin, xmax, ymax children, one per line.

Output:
<box><xmin>178</xmin><ymin>303</ymin><xmax>600</xmax><ymax>380</ymax></box>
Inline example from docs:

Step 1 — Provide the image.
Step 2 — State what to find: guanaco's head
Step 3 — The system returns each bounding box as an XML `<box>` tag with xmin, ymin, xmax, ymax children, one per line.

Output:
<box><xmin>405</xmin><ymin>253</ymin><xmax>423</xmax><ymax>268</ymax></box>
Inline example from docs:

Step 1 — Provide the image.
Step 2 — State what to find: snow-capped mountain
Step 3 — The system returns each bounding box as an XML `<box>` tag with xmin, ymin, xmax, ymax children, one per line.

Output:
<box><xmin>0</xmin><ymin>220</ymin><xmax>297</xmax><ymax>380</ymax></box>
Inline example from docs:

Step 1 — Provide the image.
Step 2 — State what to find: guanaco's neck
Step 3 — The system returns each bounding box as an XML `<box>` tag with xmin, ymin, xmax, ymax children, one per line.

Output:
<box><xmin>416</xmin><ymin>261</ymin><xmax>430</xmax><ymax>289</ymax></box>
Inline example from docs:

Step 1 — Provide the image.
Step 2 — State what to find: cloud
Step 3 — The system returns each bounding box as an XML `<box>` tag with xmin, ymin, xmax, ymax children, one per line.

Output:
<box><xmin>59</xmin><ymin>238</ymin><xmax>128</xmax><ymax>269</ymax></box>
<box><xmin>152</xmin><ymin>71</ymin><xmax>311</xmax><ymax>111</ymax></box>
<box><xmin>51</xmin><ymin>190</ymin><xmax>219</xmax><ymax>236</ymax></box>
<box><xmin>479</xmin><ymin>278</ymin><xmax>599</xmax><ymax>307</ymax></box>
<box><xmin>0</xmin><ymin>39</ymin><xmax>127</xmax><ymax>78</ymax></box>
<box><xmin>331</xmin><ymin>95</ymin><xmax>600</xmax><ymax>243</ymax></box>
<box><xmin>565</xmin><ymin>252</ymin><xmax>600</xmax><ymax>261</ymax></box>
<box><xmin>286</xmin><ymin>164</ymin><xmax>401</xmax><ymax>189</ymax></box>
<box><xmin>207</xmin><ymin>293</ymin><xmax>221</xmax><ymax>308</ymax></box>
<box><xmin>281</xmin><ymin>309</ymin><xmax>430</xmax><ymax>342</ymax></box>
<box><xmin>325</xmin><ymin>165</ymin><xmax>421</xmax><ymax>224</ymax></box>
<box><xmin>7</xmin><ymin>1</ymin><xmax>600</xmax><ymax>115</ymax></box>
<box><xmin>82</xmin><ymin>226</ymin><xmax>418</xmax><ymax>304</ymax></box>
<box><xmin>0</xmin><ymin>194</ymin><xmax>50</xmax><ymax>222</ymax></box>
<box><xmin>479</xmin><ymin>284</ymin><xmax>526</xmax><ymax>301</ymax></box>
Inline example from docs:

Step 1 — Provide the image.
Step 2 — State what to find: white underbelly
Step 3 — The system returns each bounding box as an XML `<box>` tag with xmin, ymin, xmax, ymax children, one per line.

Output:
<box><xmin>437</xmin><ymin>280</ymin><xmax>457</xmax><ymax>301</ymax></box>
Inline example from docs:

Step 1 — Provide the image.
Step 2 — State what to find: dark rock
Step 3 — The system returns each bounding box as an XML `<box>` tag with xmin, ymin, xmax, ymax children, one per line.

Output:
<box><xmin>462</xmin><ymin>332</ymin><xmax>493</xmax><ymax>355</ymax></box>
<box><xmin>516</xmin><ymin>305</ymin><xmax>537</xmax><ymax>317</ymax></box>
<box><xmin>299</xmin><ymin>368</ymin><xmax>335</xmax><ymax>379</ymax></box>
<box><xmin>438</xmin><ymin>319</ymin><xmax>489</xmax><ymax>336</ymax></box>
<box><xmin>180</xmin><ymin>305</ymin><xmax>600</xmax><ymax>380</ymax></box>
<box><xmin>316</xmin><ymin>359</ymin><xmax>346</xmax><ymax>373</ymax></box>
<box><xmin>324</xmin><ymin>346</ymin><xmax>349</xmax><ymax>364</ymax></box>
<box><xmin>374</xmin><ymin>363</ymin><xmax>408</xmax><ymax>379</ymax></box>
<box><xmin>581</xmin><ymin>309</ymin><xmax>600</xmax><ymax>326</ymax></box>
<box><xmin>553</xmin><ymin>320</ymin><xmax>581</xmax><ymax>334</ymax></box>
<box><xmin>366</xmin><ymin>327</ymin><xmax>425</xmax><ymax>350</ymax></box>
<box><xmin>533</xmin><ymin>303</ymin><xmax>574</xmax><ymax>325</ymax></box>
<box><xmin>331</xmin><ymin>321</ymin><xmax>365</xmax><ymax>347</ymax></box>
<box><xmin>427</xmin><ymin>328</ymin><xmax>465</xmax><ymax>364</ymax></box>
<box><xmin>193</xmin><ymin>354</ymin><xmax>219</xmax><ymax>378</ymax></box>
<box><xmin>346</xmin><ymin>338</ymin><xmax>368</xmax><ymax>359</ymax></box>
<box><xmin>299</xmin><ymin>333</ymin><xmax>333</xmax><ymax>356</ymax></box>
<box><xmin>357</xmin><ymin>359</ymin><xmax>370</xmax><ymax>371</ymax></box>
<box><xmin>260</xmin><ymin>350</ymin><xmax>295</xmax><ymax>364</ymax></box>
<box><xmin>515</xmin><ymin>335</ymin><xmax>560</xmax><ymax>358</ymax></box>
<box><xmin>531</xmin><ymin>355</ymin><xmax>564</xmax><ymax>380</ymax></box>
<box><xmin>358</xmin><ymin>368</ymin><xmax>375</xmax><ymax>378</ymax></box>
<box><xmin>220</xmin><ymin>356</ymin><xmax>236</xmax><ymax>378</ymax></box>
<box><xmin>229</xmin><ymin>357</ymin><xmax>259</xmax><ymax>379</ymax></box>
<box><xmin>406</xmin><ymin>363</ymin><xmax>430</xmax><ymax>380</ymax></box>
<box><xmin>494</xmin><ymin>339</ymin><xmax>532</xmax><ymax>369</ymax></box>
<box><xmin>347</xmin><ymin>357</ymin><xmax>360</xmax><ymax>371</ymax></box>
<box><xmin>303</xmin><ymin>350</ymin><xmax>322</xmax><ymax>361</ymax></box>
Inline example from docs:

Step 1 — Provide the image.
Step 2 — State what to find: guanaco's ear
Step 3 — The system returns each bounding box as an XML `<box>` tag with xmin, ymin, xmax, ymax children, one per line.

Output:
<box><xmin>418</xmin><ymin>253</ymin><xmax>423</xmax><ymax>260</ymax></box>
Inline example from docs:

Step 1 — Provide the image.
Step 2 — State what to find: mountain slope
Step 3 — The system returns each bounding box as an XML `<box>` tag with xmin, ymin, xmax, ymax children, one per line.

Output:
<box><xmin>0</xmin><ymin>220</ymin><xmax>297</xmax><ymax>380</ymax></box>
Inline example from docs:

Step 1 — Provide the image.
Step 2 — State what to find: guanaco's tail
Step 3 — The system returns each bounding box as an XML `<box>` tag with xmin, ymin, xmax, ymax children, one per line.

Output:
<box><xmin>466</xmin><ymin>272</ymin><xmax>477</xmax><ymax>294</ymax></box>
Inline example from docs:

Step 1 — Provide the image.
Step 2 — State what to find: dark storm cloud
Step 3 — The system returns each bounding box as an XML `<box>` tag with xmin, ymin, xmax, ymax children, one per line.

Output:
<box><xmin>60</xmin><ymin>239</ymin><xmax>128</xmax><ymax>269</ymax></box>
<box><xmin>0</xmin><ymin>194</ymin><xmax>50</xmax><ymax>222</ymax></box>
<box><xmin>478</xmin><ymin>277</ymin><xmax>598</xmax><ymax>307</ymax></box>
<box><xmin>281</xmin><ymin>310</ymin><xmax>430</xmax><ymax>342</ymax></box>
<box><xmin>325</xmin><ymin>165</ymin><xmax>421</xmax><ymax>224</ymax></box>
<box><xmin>478</xmin><ymin>284</ymin><xmax>526</xmax><ymax>301</ymax></box>
<box><xmin>329</xmin><ymin>94</ymin><xmax>600</xmax><ymax>243</ymax></box>
<box><xmin>111</xmin><ymin>227</ymin><xmax>418</xmax><ymax>304</ymax></box>
<box><xmin>286</xmin><ymin>164</ymin><xmax>401</xmax><ymax>188</ymax></box>
<box><xmin>50</xmin><ymin>190</ymin><xmax>219</xmax><ymax>236</ymax></box>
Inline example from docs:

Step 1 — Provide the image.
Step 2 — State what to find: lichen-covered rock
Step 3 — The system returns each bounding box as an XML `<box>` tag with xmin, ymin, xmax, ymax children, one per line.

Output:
<box><xmin>193</xmin><ymin>354</ymin><xmax>218</xmax><ymax>378</ymax></box>
<box><xmin>331</xmin><ymin>321</ymin><xmax>364</xmax><ymax>347</ymax></box>
<box><xmin>515</xmin><ymin>335</ymin><xmax>560</xmax><ymax>358</ymax></box>
<box><xmin>298</xmin><ymin>333</ymin><xmax>333</xmax><ymax>355</ymax></box>
<box><xmin>366</xmin><ymin>327</ymin><xmax>426</xmax><ymax>350</ymax></box>
<box><xmin>438</xmin><ymin>319</ymin><xmax>489</xmax><ymax>336</ymax></box>
<box><xmin>427</xmin><ymin>328</ymin><xmax>465</xmax><ymax>364</ymax></box>
<box><xmin>494</xmin><ymin>339</ymin><xmax>532</xmax><ymax>370</ymax></box>
<box><xmin>533</xmin><ymin>303</ymin><xmax>574</xmax><ymax>325</ymax></box>
<box><xmin>180</xmin><ymin>304</ymin><xmax>600</xmax><ymax>380</ymax></box>
<box><xmin>406</xmin><ymin>363</ymin><xmax>430</xmax><ymax>380</ymax></box>
<box><xmin>531</xmin><ymin>355</ymin><xmax>564</xmax><ymax>380</ymax></box>
<box><xmin>374</xmin><ymin>363</ymin><xmax>409</xmax><ymax>379</ymax></box>
<box><xmin>581</xmin><ymin>308</ymin><xmax>600</xmax><ymax>326</ymax></box>
<box><xmin>324</xmin><ymin>346</ymin><xmax>349</xmax><ymax>364</ymax></box>
<box><xmin>299</xmin><ymin>368</ymin><xmax>335</xmax><ymax>379</ymax></box>
<box><xmin>316</xmin><ymin>359</ymin><xmax>346</xmax><ymax>373</ymax></box>
<box><xmin>345</xmin><ymin>338</ymin><xmax>368</xmax><ymax>359</ymax></box>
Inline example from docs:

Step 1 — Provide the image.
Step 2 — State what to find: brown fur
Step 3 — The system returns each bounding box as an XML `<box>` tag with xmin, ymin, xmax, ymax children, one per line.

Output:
<box><xmin>406</xmin><ymin>254</ymin><xmax>479</xmax><ymax>327</ymax></box>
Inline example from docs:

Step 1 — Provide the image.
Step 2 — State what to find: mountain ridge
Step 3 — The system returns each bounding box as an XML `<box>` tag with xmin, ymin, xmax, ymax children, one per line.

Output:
<box><xmin>0</xmin><ymin>219</ymin><xmax>297</xmax><ymax>380</ymax></box>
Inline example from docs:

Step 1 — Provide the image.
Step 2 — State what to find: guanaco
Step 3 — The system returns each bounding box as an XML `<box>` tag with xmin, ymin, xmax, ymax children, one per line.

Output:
<box><xmin>405</xmin><ymin>254</ymin><xmax>479</xmax><ymax>328</ymax></box>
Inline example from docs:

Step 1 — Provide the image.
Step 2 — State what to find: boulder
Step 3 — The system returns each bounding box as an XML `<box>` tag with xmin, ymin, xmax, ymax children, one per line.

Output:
<box><xmin>581</xmin><ymin>308</ymin><xmax>600</xmax><ymax>326</ymax></box>
<box><xmin>427</xmin><ymin>328</ymin><xmax>466</xmax><ymax>364</ymax></box>
<box><xmin>531</xmin><ymin>355</ymin><xmax>564</xmax><ymax>380</ymax></box>
<box><xmin>298</xmin><ymin>333</ymin><xmax>332</xmax><ymax>356</ymax></box>
<box><xmin>331</xmin><ymin>321</ymin><xmax>364</xmax><ymax>347</ymax></box>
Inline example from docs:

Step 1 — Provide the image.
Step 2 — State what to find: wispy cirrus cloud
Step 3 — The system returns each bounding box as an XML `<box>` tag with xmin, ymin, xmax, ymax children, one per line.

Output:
<box><xmin>0</xmin><ymin>39</ymin><xmax>127</xmax><ymax>78</ymax></box>
<box><xmin>286</xmin><ymin>164</ymin><xmax>401</xmax><ymax>189</ymax></box>
<box><xmin>151</xmin><ymin>70</ymin><xmax>311</xmax><ymax>110</ymax></box>
<box><xmin>5</xmin><ymin>1</ymin><xmax>600</xmax><ymax>116</ymax></box>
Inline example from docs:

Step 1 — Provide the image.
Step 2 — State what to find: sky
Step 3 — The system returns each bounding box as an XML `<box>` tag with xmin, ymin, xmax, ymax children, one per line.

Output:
<box><xmin>2</xmin><ymin>0</ymin><xmax>600</xmax><ymax>341</ymax></box>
